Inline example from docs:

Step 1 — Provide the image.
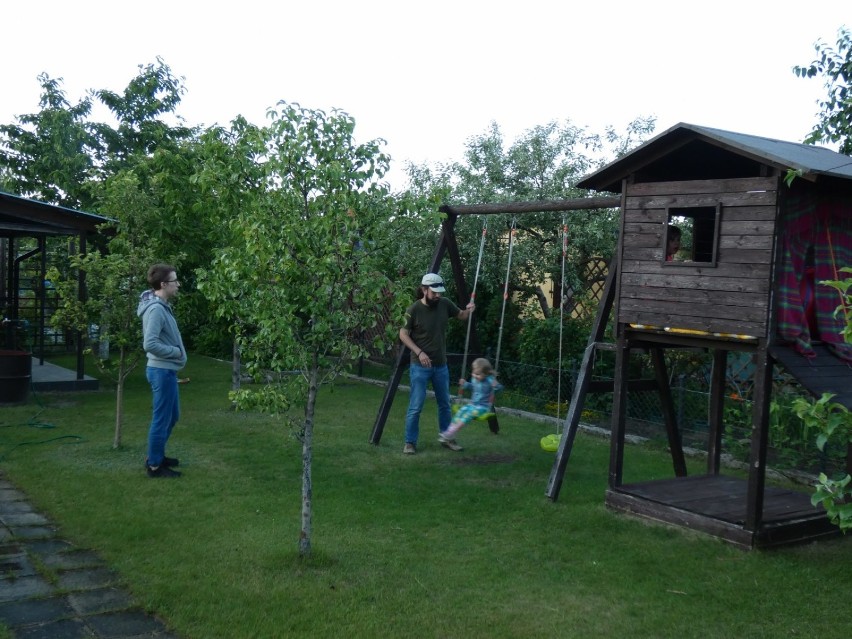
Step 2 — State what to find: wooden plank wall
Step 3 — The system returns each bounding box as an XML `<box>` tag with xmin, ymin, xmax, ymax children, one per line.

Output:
<box><xmin>618</xmin><ymin>177</ymin><xmax>778</xmax><ymax>336</ymax></box>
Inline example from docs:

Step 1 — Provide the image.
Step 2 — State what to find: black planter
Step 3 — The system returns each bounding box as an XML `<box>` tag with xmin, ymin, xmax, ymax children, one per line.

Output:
<box><xmin>0</xmin><ymin>350</ymin><xmax>32</xmax><ymax>404</ymax></box>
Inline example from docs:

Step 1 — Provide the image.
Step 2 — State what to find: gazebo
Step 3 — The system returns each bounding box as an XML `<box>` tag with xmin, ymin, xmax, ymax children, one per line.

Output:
<box><xmin>1</xmin><ymin>190</ymin><xmax>108</xmax><ymax>393</ymax></box>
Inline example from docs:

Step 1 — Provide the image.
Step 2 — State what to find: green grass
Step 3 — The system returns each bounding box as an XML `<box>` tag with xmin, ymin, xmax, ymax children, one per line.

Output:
<box><xmin>1</xmin><ymin>355</ymin><xmax>850</xmax><ymax>638</ymax></box>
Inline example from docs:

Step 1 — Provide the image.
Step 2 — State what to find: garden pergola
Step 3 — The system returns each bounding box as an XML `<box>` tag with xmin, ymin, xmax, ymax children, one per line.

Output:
<box><xmin>0</xmin><ymin>190</ymin><xmax>109</xmax><ymax>383</ymax></box>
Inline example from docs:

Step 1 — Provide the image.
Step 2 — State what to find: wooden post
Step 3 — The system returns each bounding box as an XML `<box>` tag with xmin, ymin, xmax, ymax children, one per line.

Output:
<box><xmin>707</xmin><ymin>349</ymin><xmax>728</xmax><ymax>474</ymax></box>
<box><xmin>745</xmin><ymin>342</ymin><xmax>773</xmax><ymax>532</ymax></box>
<box><xmin>650</xmin><ymin>346</ymin><xmax>687</xmax><ymax>477</ymax></box>
<box><xmin>609</xmin><ymin>332</ymin><xmax>631</xmax><ymax>489</ymax></box>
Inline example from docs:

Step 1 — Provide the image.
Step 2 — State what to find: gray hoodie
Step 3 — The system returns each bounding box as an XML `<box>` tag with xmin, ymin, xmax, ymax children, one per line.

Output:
<box><xmin>137</xmin><ymin>290</ymin><xmax>187</xmax><ymax>370</ymax></box>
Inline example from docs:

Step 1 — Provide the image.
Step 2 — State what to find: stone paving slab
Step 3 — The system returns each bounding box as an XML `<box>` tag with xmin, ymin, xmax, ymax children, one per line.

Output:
<box><xmin>56</xmin><ymin>567</ymin><xmax>121</xmax><ymax>592</ymax></box>
<box><xmin>14</xmin><ymin>617</ymin><xmax>90</xmax><ymax>639</ymax></box>
<box><xmin>0</xmin><ymin>575</ymin><xmax>54</xmax><ymax>603</ymax></box>
<box><xmin>68</xmin><ymin>588</ymin><xmax>134</xmax><ymax>616</ymax></box>
<box><xmin>0</xmin><ymin>596</ymin><xmax>76</xmax><ymax>627</ymax></box>
<box><xmin>41</xmin><ymin>550</ymin><xmax>102</xmax><ymax>571</ymax></box>
<box><xmin>0</xmin><ymin>553</ymin><xmax>38</xmax><ymax>578</ymax></box>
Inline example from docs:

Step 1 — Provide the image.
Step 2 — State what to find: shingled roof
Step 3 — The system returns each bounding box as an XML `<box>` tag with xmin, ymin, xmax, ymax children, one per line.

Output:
<box><xmin>577</xmin><ymin>122</ymin><xmax>852</xmax><ymax>194</ymax></box>
<box><xmin>0</xmin><ymin>190</ymin><xmax>110</xmax><ymax>237</ymax></box>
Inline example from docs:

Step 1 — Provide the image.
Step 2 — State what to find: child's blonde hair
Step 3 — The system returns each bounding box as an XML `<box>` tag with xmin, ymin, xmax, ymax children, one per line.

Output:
<box><xmin>472</xmin><ymin>357</ymin><xmax>494</xmax><ymax>375</ymax></box>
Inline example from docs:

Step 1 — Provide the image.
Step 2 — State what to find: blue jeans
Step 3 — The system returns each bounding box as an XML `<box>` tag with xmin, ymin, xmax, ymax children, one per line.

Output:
<box><xmin>146</xmin><ymin>367</ymin><xmax>180</xmax><ymax>467</ymax></box>
<box><xmin>404</xmin><ymin>363</ymin><xmax>452</xmax><ymax>445</ymax></box>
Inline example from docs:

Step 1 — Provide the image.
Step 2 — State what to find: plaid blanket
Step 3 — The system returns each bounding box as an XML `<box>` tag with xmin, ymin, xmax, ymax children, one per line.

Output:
<box><xmin>777</xmin><ymin>190</ymin><xmax>852</xmax><ymax>363</ymax></box>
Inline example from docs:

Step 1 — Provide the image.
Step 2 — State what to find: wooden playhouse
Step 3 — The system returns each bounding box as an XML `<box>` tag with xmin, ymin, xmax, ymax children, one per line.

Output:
<box><xmin>547</xmin><ymin>123</ymin><xmax>852</xmax><ymax>549</ymax></box>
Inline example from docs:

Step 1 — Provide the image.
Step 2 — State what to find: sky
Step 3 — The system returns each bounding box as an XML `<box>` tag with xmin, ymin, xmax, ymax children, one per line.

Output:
<box><xmin>3</xmin><ymin>2</ymin><xmax>850</xmax><ymax>190</ymax></box>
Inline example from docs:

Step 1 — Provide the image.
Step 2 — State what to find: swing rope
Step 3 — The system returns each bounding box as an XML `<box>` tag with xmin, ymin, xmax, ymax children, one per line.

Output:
<box><xmin>493</xmin><ymin>218</ymin><xmax>517</xmax><ymax>375</ymax></box>
<box><xmin>460</xmin><ymin>220</ymin><xmax>488</xmax><ymax>391</ymax></box>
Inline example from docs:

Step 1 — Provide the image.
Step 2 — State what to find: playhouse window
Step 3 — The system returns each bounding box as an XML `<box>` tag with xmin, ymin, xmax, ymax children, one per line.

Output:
<box><xmin>664</xmin><ymin>204</ymin><xmax>721</xmax><ymax>266</ymax></box>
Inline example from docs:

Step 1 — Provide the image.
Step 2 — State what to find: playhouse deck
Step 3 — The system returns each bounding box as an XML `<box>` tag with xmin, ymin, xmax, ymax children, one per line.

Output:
<box><xmin>606</xmin><ymin>474</ymin><xmax>840</xmax><ymax>549</ymax></box>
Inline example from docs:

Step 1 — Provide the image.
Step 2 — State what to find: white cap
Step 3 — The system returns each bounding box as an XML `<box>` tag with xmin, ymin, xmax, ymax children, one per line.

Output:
<box><xmin>420</xmin><ymin>273</ymin><xmax>446</xmax><ymax>292</ymax></box>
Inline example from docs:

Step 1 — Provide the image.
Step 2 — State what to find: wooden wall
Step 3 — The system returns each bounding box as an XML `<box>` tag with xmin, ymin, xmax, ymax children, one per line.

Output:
<box><xmin>618</xmin><ymin>176</ymin><xmax>778</xmax><ymax>337</ymax></box>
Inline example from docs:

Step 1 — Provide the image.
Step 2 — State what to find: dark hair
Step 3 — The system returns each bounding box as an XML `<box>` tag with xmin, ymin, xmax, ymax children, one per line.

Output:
<box><xmin>147</xmin><ymin>263</ymin><xmax>176</xmax><ymax>290</ymax></box>
<box><xmin>667</xmin><ymin>224</ymin><xmax>682</xmax><ymax>239</ymax></box>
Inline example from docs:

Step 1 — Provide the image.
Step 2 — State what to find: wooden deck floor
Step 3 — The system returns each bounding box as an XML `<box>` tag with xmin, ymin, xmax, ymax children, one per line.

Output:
<box><xmin>606</xmin><ymin>474</ymin><xmax>840</xmax><ymax>549</ymax></box>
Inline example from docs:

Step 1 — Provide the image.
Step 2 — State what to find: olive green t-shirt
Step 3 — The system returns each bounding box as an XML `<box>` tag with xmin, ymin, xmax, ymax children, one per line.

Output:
<box><xmin>403</xmin><ymin>297</ymin><xmax>461</xmax><ymax>366</ymax></box>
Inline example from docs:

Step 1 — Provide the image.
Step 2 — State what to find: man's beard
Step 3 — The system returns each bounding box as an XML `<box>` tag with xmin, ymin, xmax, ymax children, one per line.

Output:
<box><xmin>426</xmin><ymin>297</ymin><xmax>439</xmax><ymax>308</ymax></box>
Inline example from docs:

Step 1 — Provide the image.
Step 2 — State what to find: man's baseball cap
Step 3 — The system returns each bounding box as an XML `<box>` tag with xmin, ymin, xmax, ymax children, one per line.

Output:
<box><xmin>421</xmin><ymin>273</ymin><xmax>446</xmax><ymax>292</ymax></box>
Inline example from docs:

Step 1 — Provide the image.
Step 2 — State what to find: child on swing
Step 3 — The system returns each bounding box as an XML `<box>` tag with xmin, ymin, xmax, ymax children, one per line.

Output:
<box><xmin>440</xmin><ymin>357</ymin><xmax>503</xmax><ymax>443</ymax></box>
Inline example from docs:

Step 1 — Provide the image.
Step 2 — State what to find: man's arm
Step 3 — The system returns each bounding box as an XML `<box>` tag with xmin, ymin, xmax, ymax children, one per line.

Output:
<box><xmin>400</xmin><ymin>327</ymin><xmax>430</xmax><ymax>367</ymax></box>
<box><xmin>457</xmin><ymin>301</ymin><xmax>475</xmax><ymax>321</ymax></box>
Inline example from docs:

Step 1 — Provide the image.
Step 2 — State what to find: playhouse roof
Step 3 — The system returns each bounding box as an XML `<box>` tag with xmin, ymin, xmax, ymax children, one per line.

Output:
<box><xmin>577</xmin><ymin>122</ymin><xmax>852</xmax><ymax>194</ymax></box>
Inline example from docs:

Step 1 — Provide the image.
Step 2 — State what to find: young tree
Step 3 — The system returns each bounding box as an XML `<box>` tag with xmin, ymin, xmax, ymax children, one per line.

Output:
<box><xmin>48</xmin><ymin>172</ymin><xmax>161</xmax><ymax>448</ymax></box>
<box><xmin>794</xmin><ymin>26</ymin><xmax>852</xmax><ymax>154</ymax></box>
<box><xmin>198</xmin><ymin>102</ymin><xmax>406</xmax><ymax>557</ymax></box>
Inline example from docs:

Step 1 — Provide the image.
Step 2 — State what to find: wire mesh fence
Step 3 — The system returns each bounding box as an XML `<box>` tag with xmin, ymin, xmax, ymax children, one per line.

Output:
<box><xmin>358</xmin><ymin>344</ymin><xmax>846</xmax><ymax>481</ymax></box>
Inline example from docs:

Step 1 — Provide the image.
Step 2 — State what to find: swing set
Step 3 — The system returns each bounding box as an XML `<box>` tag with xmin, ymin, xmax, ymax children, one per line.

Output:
<box><xmin>368</xmin><ymin>196</ymin><xmax>620</xmax><ymax>446</ymax></box>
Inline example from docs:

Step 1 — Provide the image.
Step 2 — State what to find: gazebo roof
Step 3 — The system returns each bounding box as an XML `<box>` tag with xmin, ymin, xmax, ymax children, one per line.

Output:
<box><xmin>0</xmin><ymin>190</ymin><xmax>111</xmax><ymax>237</ymax></box>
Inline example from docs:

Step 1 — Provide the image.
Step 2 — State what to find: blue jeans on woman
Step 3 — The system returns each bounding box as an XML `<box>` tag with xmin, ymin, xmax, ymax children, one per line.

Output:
<box><xmin>146</xmin><ymin>367</ymin><xmax>180</xmax><ymax>467</ymax></box>
<box><xmin>404</xmin><ymin>363</ymin><xmax>452</xmax><ymax>445</ymax></box>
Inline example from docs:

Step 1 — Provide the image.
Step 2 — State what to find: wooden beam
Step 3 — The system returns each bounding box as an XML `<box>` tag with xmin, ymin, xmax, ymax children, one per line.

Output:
<box><xmin>439</xmin><ymin>196</ymin><xmax>620</xmax><ymax>216</ymax></box>
<box><xmin>650</xmin><ymin>346</ymin><xmax>687</xmax><ymax>477</ymax></box>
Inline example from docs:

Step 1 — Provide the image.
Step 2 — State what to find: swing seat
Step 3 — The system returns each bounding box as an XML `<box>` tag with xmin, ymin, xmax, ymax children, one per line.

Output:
<box><xmin>451</xmin><ymin>401</ymin><xmax>496</xmax><ymax>421</ymax></box>
<box><xmin>540</xmin><ymin>433</ymin><xmax>561</xmax><ymax>452</ymax></box>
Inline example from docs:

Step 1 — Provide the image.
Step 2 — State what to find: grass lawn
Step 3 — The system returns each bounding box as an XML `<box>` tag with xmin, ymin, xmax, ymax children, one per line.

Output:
<box><xmin>0</xmin><ymin>354</ymin><xmax>850</xmax><ymax>638</ymax></box>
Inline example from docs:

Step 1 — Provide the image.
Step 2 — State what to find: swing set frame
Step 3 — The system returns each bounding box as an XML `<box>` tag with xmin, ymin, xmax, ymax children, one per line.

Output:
<box><xmin>368</xmin><ymin>196</ymin><xmax>619</xmax><ymax>446</ymax></box>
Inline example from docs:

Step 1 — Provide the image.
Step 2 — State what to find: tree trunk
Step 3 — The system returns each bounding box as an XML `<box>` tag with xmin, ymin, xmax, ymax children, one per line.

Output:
<box><xmin>113</xmin><ymin>347</ymin><xmax>126</xmax><ymax>449</ymax></box>
<box><xmin>534</xmin><ymin>285</ymin><xmax>551</xmax><ymax>318</ymax></box>
<box><xmin>299</xmin><ymin>357</ymin><xmax>318</xmax><ymax>557</ymax></box>
<box><xmin>232</xmin><ymin>339</ymin><xmax>241</xmax><ymax>392</ymax></box>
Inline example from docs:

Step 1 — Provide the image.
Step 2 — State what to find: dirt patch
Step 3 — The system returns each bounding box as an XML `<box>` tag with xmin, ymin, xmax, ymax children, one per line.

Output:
<box><xmin>452</xmin><ymin>453</ymin><xmax>516</xmax><ymax>466</ymax></box>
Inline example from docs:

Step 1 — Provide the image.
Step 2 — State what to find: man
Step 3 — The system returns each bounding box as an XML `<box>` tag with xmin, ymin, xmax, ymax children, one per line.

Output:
<box><xmin>137</xmin><ymin>263</ymin><xmax>187</xmax><ymax>478</ymax></box>
<box><xmin>398</xmin><ymin>273</ymin><xmax>474</xmax><ymax>454</ymax></box>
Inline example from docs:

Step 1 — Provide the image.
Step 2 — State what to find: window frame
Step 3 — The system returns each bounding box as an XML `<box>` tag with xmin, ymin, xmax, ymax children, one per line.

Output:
<box><xmin>663</xmin><ymin>203</ymin><xmax>722</xmax><ymax>267</ymax></box>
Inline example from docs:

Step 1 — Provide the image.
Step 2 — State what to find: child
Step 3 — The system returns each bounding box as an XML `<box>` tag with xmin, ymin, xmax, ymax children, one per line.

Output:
<box><xmin>666</xmin><ymin>225</ymin><xmax>682</xmax><ymax>261</ymax></box>
<box><xmin>440</xmin><ymin>357</ymin><xmax>502</xmax><ymax>443</ymax></box>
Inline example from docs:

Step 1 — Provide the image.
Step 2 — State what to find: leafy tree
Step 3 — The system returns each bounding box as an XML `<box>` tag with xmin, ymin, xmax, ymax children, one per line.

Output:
<box><xmin>794</xmin><ymin>26</ymin><xmax>852</xmax><ymax>154</ymax></box>
<box><xmin>0</xmin><ymin>74</ymin><xmax>97</xmax><ymax>208</ymax></box>
<box><xmin>402</xmin><ymin>118</ymin><xmax>655</xmax><ymax>371</ymax></box>
<box><xmin>48</xmin><ymin>172</ymin><xmax>161</xmax><ymax>448</ymax></box>
<box><xmin>90</xmin><ymin>57</ymin><xmax>197</xmax><ymax>173</ymax></box>
<box><xmin>198</xmin><ymin>102</ymin><xmax>407</xmax><ymax>556</ymax></box>
<box><xmin>407</xmin><ymin>118</ymin><xmax>654</xmax><ymax>319</ymax></box>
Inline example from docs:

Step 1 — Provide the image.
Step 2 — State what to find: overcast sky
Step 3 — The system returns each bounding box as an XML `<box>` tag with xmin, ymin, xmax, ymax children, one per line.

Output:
<box><xmin>3</xmin><ymin>2</ymin><xmax>850</xmax><ymax>189</ymax></box>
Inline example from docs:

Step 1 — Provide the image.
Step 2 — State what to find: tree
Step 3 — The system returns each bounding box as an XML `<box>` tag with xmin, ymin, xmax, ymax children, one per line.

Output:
<box><xmin>0</xmin><ymin>73</ymin><xmax>97</xmax><ymax>208</ymax></box>
<box><xmin>794</xmin><ymin>26</ymin><xmax>852</xmax><ymax>154</ymax></box>
<box><xmin>404</xmin><ymin>118</ymin><xmax>656</xmax><ymax>320</ymax></box>
<box><xmin>198</xmin><ymin>102</ymin><xmax>406</xmax><ymax>556</ymax></box>
<box><xmin>48</xmin><ymin>172</ymin><xmax>161</xmax><ymax>448</ymax></box>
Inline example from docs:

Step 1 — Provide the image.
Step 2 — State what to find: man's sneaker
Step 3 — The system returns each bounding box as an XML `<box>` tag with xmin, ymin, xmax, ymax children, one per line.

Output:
<box><xmin>145</xmin><ymin>456</ymin><xmax>180</xmax><ymax>468</ymax></box>
<box><xmin>403</xmin><ymin>443</ymin><xmax>417</xmax><ymax>455</ymax></box>
<box><xmin>147</xmin><ymin>465</ymin><xmax>181</xmax><ymax>478</ymax></box>
<box><xmin>439</xmin><ymin>436</ymin><xmax>463</xmax><ymax>452</ymax></box>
